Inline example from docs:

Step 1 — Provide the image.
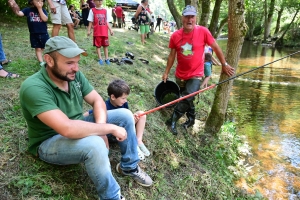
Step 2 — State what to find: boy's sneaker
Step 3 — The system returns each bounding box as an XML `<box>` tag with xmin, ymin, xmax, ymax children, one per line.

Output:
<box><xmin>105</xmin><ymin>59</ymin><xmax>110</xmax><ymax>65</ymax></box>
<box><xmin>137</xmin><ymin>146</ymin><xmax>145</xmax><ymax>160</ymax></box>
<box><xmin>98</xmin><ymin>59</ymin><xmax>104</xmax><ymax>65</ymax></box>
<box><xmin>116</xmin><ymin>163</ymin><xmax>153</xmax><ymax>187</ymax></box>
<box><xmin>138</xmin><ymin>144</ymin><xmax>150</xmax><ymax>157</ymax></box>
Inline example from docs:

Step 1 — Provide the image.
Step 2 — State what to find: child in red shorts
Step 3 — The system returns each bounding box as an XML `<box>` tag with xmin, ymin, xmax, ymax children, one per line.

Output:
<box><xmin>87</xmin><ymin>0</ymin><xmax>113</xmax><ymax>65</ymax></box>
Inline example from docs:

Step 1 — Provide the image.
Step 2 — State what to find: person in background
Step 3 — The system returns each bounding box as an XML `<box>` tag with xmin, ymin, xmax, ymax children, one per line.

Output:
<box><xmin>87</xmin><ymin>0</ymin><xmax>114</xmax><ymax>65</ymax></box>
<box><xmin>114</xmin><ymin>4</ymin><xmax>123</xmax><ymax>28</ymax></box>
<box><xmin>8</xmin><ymin>0</ymin><xmax>49</xmax><ymax>66</ymax></box>
<box><xmin>163</xmin><ymin>21</ymin><xmax>170</xmax><ymax>34</ymax></box>
<box><xmin>0</xmin><ymin>33</ymin><xmax>19</xmax><ymax>78</ymax></box>
<box><xmin>80</xmin><ymin>0</ymin><xmax>89</xmax><ymax>28</ymax></box>
<box><xmin>68</xmin><ymin>5</ymin><xmax>80</xmax><ymax>29</ymax></box>
<box><xmin>145</xmin><ymin>4</ymin><xmax>152</xmax><ymax>38</ymax></box>
<box><xmin>87</xmin><ymin>0</ymin><xmax>95</xmax><ymax>9</ymax></box>
<box><xmin>200</xmin><ymin>53</ymin><xmax>213</xmax><ymax>89</ymax></box>
<box><xmin>205</xmin><ymin>44</ymin><xmax>221</xmax><ymax>66</ymax></box>
<box><xmin>134</xmin><ymin>0</ymin><xmax>150</xmax><ymax>45</ymax></box>
<box><xmin>112</xmin><ymin>4</ymin><xmax>116</xmax><ymax>28</ymax></box>
<box><xmin>155</xmin><ymin>15</ymin><xmax>162</xmax><ymax>32</ymax></box>
<box><xmin>162</xmin><ymin>5</ymin><xmax>235</xmax><ymax>135</ymax></box>
<box><xmin>47</xmin><ymin>0</ymin><xmax>75</xmax><ymax>41</ymax></box>
<box><xmin>150</xmin><ymin>15</ymin><xmax>155</xmax><ymax>33</ymax></box>
<box><xmin>19</xmin><ymin>36</ymin><xmax>153</xmax><ymax>200</ymax></box>
<box><xmin>122</xmin><ymin>13</ymin><xmax>126</xmax><ymax>28</ymax></box>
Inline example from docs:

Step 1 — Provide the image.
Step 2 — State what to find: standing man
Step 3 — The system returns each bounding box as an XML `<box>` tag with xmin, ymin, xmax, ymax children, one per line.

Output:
<box><xmin>155</xmin><ymin>15</ymin><xmax>162</xmax><ymax>32</ymax></box>
<box><xmin>114</xmin><ymin>4</ymin><xmax>123</xmax><ymax>28</ymax></box>
<box><xmin>19</xmin><ymin>36</ymin><xmax>153</xmax><ymax>200</ymax></box>
<box><xmin>162</xmin><ymin>5</ymin><xmax>235</xmax><ymax>135</ymax></box>
<box><xmin>112</xmin><ymin>4</ymin><xmax>116</xmax><ymax>28</ymax></box>
<box><xmin>47</xmin><ymin>0</ymin><xmax>75</xmax><ymax>41</ymax></box>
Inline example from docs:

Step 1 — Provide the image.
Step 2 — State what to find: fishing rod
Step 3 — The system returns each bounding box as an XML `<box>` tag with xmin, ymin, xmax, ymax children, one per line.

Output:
<box><xmin>138</xmin><ymin>50</ymin><xmax>300</xmax><ymax>117</ymax></box>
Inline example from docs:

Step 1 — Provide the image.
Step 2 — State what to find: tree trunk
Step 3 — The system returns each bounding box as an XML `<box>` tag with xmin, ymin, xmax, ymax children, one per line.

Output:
<box><xmin>214</xmin><ymin>16</ymin><xmax>228</xmax><ymax>38</ymax></box>
<box><xmin>274</xmin><ymin>6</ymin><xmax>284</xmax><ymax>35</ymax></box>
<box><xmin>264</xmin><ymin>0</ymin><xmax>275</xmax><ymax>41</ymax></box>
<box><xmin>275</xmin><ymin>8</ymin><xmax>299</xmax><ymax>47</ymax></box>
<box><xmin>204</xmin><ymin>0</ymin><xmax>247</xmax><ymax>136</ymax></box>
<box><xmin>167</xmin><ymin>0</ymin><xmax>182</xmax><ymax>29</ymax></box>
<box><xmin>199</xmin><ymin>0</ymin><xmax>211</xmax><ymax>26</ymax></box>
<box><xmin>209</xmin><ymin>0</ymin><xmax>223</xmax><ymax>36</ymax></box>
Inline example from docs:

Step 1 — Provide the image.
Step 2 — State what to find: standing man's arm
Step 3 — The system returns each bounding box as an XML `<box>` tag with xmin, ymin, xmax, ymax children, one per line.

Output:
<box><xmin>162</xmin><ymin>48</ymin><xmax>176</xmax><ymax>82</ymax></box>
<box><xmin>210</xmin><ymin>41</ymin><xmax>235</xmax><ymax>76</ymax></box>
<box><xmin>47</xmin><ymin>0</ymin><xmax>56</xmax><ymax>14</ymax></box>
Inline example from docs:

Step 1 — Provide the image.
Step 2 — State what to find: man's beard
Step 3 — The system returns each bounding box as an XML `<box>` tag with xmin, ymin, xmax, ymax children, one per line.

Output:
<box><xmin>51</xmin><ymin>60</ymin><xmax>76</xmax><ymax>82</ymax></box>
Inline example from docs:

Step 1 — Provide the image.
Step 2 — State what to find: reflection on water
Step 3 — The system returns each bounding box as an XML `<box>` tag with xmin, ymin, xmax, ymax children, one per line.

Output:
<box><xmin>218</xmin><ymin>40</ymin><xmax>300</xmax><ymax>199</ymax></box>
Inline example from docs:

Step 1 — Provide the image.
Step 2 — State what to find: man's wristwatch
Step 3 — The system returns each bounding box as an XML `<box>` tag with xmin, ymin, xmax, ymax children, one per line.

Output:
<box><xmin>222</xmin><ymin>62</ymin><xmax>228</xmax><ymax>67</ymax></box>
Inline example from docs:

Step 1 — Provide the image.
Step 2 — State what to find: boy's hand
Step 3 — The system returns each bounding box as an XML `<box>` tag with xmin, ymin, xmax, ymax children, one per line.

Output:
<box><xmin>8</xmin><ymin>0</ymin><xmax>20</xmax><ymax>14</ymax></box>
<box><xmin>87</xmin><ymin>30</ymin><xmax>91</xmax><ymax>36</ymax></box>
<box><xmin>133</xmin><ymin>114</ymin><xmax>139</xmax><ymax>123</ymax></box>
<box><xmin>110</xmin><ymin>31</ymin><xmax>114</xmax><ymax>36</ymax></box>
<box><xmin>34</xmin><ymin>1</ymin><xmax>43</xmax><ymax>9</ymax></box>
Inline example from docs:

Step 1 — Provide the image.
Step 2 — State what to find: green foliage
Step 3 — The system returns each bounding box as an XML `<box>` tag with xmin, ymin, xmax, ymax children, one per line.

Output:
<box><xmin>105</xmin><ymin>0</ymin><xmax>117</xmax><ymax>8</ymax></box>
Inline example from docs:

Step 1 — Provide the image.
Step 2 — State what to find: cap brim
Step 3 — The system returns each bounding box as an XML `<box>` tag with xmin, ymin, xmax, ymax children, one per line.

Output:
<box><xmin>58</xmin><ymin>48</ymin><xmax>88</xmax><ymax>58</ymax></box>
<box><xmin>183</xmin><ymin>12</ymin><xmax>197</xmax><ymax>16</ymax></box>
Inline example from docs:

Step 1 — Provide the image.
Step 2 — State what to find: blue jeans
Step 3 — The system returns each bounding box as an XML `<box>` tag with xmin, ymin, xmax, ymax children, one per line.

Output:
<box><xmin>0</xmin><ymin>33</ymin><xmax>6</xmax><ymax>63</ymax></box>
<box><xmin>38</xmin><ymin>108</ymin><xmax>139</xmax><ymax>200</ymax></box>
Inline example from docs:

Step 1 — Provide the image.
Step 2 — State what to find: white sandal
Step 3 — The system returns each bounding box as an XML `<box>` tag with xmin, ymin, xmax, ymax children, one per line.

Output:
<box><xmin>138</xmin><ymin>144</ymin><xmax>150</xmax><ymax>157</ymax></box>
<box><xmin>137</xmin><ymin>146</ymin><xmax>145</xmax><ymax>160</ymax></box>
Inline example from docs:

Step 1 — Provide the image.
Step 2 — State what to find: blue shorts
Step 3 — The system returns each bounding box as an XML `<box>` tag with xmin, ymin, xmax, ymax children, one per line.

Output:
<box><xmin>30</xmin><ymin>33</ymin><xmax>50</xmax><ymax>49</ymax></box>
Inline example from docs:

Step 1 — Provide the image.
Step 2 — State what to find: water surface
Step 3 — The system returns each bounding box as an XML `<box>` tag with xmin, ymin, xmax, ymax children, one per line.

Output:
<box><xmin>218</xmin><ymin>40</ymin><xmax>300</xmax><ymax>199</ymax></box>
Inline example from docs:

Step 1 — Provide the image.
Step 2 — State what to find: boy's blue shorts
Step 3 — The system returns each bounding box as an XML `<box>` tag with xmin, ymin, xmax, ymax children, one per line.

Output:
<box><xmin>30</xmin><ymin>33</ymin><xmax>50</xmax><ymax>49</ymax></box>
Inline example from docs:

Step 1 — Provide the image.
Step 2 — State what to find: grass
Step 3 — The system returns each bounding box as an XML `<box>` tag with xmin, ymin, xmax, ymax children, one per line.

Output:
<box><xmin>0</xmin><ymin>20</ymin><xmax>261</xmax><ymax>200</ymax></box>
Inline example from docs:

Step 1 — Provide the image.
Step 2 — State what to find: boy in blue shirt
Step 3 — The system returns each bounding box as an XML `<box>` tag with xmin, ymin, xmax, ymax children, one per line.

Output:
<box><xmin>85</xmin><ymin>79</ymin><xmax>150</xmax><ymax>160</ymax></box>
<box><xmin>200</xmin><ymin>53</ymin><xmax>213</xmax><ymax>88</ymax></box>
<box><xmin>9</xmin><ymin>0</ymin><xmax>49</xmax><ymax>66</ymax></box>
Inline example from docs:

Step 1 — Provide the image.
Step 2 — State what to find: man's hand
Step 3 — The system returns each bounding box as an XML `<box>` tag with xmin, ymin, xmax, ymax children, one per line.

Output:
<box><xmin>222</xmin><ymin>64</ymin><xmax>235</xmax><ymax>76</ymax></box>
<box><xmin>111</xmin><ymin>126</ymin><xmax>127</xmax><ymax>142</ymax></box>
<box><xmin>162</xmin><ymin>73</ymin><xmax>168</xmax><ymax>83</ymax></box>
<box><xmin>48</xmin><ymin>1</ymin><xmax>56</xmax><ymax>14</ymax></box>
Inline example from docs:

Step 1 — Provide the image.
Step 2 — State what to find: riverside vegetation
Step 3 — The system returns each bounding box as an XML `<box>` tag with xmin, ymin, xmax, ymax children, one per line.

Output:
<box><xmin>0</xmin><ymin>17</ymin><xmax>262</xmax><ymax>199</ymax></box>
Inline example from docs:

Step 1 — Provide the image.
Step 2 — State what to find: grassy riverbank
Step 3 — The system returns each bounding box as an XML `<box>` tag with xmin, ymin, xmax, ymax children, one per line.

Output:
<box><xmin>0</xmin><ymin>20</ymin><xmax>259</xmax><ymax>199</ymax></box>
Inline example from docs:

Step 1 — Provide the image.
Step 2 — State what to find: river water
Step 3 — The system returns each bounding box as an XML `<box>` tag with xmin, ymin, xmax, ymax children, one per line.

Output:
<box><xmin>218</xmin><ymin>40</ymin><xmax>300</xmax><ymax>199</ymax></box>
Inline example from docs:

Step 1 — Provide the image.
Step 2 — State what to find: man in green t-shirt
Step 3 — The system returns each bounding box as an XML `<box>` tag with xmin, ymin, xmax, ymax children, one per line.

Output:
<box><xmin>19</xmin><ymin>36</ymin><xmax>152</xmax><ymax>200</ymax></box>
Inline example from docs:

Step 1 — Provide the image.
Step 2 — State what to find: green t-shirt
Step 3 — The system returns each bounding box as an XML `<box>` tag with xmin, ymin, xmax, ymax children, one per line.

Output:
<box><xmin>19</xmin><ymin>67</ymin><xmax>94</xmax><ymax>155</ymax></box>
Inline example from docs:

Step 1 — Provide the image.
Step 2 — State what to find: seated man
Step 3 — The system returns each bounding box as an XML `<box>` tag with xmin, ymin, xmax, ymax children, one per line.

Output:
<box><xmin>19</xmin><ymin>36</ymin><xmax>153</xmax><ymax>200</ymax></box>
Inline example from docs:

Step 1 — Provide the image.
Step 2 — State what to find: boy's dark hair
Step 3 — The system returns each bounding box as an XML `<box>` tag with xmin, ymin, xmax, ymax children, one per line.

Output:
<box><xmin>205</xmin><ymin>53</ymin><xmax>212</xmax><ymax>62</ymax></box>
<box><xmin>107</xmin><ymin>79</ymin><xmax>130</xmax><ymax>98</ymax></box>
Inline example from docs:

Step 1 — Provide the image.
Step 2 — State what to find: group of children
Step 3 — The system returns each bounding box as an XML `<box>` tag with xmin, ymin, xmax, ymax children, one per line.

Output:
<box><xmin>9</xmin><ymin>0</ymin><xmax>114</xmax><ymax>67</ymax></box>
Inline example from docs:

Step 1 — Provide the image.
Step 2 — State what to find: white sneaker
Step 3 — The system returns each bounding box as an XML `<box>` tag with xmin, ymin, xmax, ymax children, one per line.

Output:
<box><xmin>137</xmin><ymin>146</ymin><xmax>145</xmax><ymax>160</ymax></box>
